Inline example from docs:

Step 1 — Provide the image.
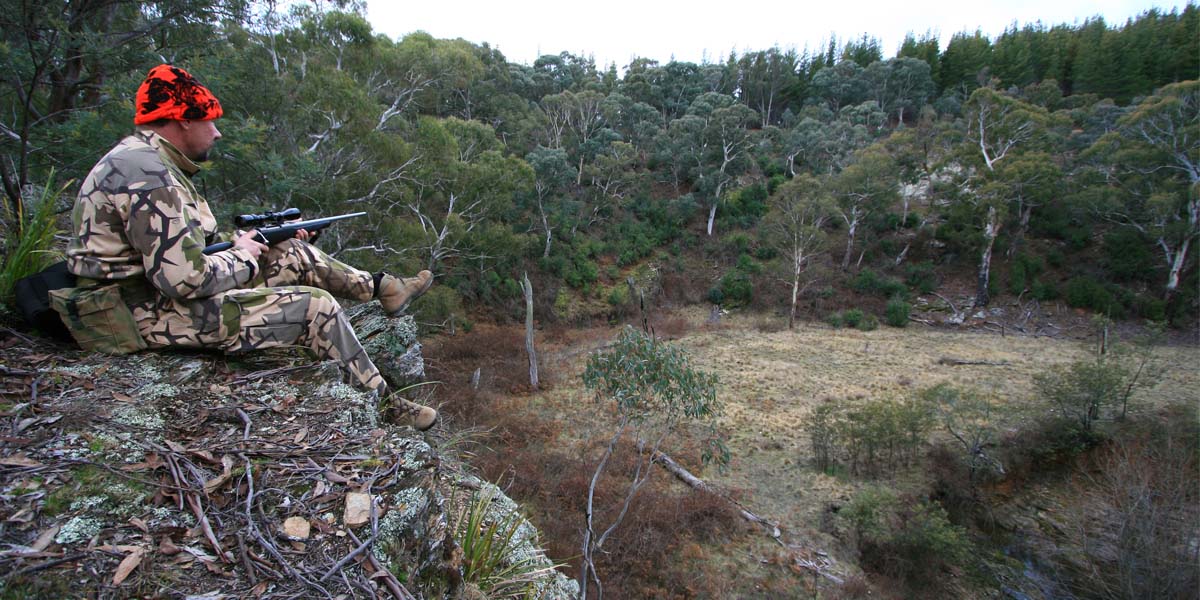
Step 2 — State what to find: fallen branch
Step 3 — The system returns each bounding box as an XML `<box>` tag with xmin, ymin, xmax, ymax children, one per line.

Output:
<box><xmin>936</xmin><ymin>357</ymin><xmax>1009</xmax><ymax>367</ymax></box>
<box><xmin>651</xmin><ymin>449</ymin><xmax>780</xmax><ymax>538</ymax></box>
<box><xmin>0</xmin><ymin>365</ymin><xmax>35</xmax><ymax>378</ymax></box>
<box><xmin>348</xmin><ymin>530</ymin><xmax>416</xmax><ymax>600</ymax></box>
<box><xmin>230</xmin><ymin>365</ymin><xmax>309</xmax><ymax>385</ymax></box>
<box><xmin>9</xmin><ymin>552</ymin><xmax>88</xmax><ymax>577</ymax></box>
<box><xmin>649</xmin><ymin>449</ymin><xmax>843</xmax><ymax>585</ymax></box>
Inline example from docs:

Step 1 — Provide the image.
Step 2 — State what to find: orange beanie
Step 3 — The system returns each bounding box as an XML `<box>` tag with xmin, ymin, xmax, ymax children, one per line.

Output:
<box><xmin>134</xmin><ymin>64</ymin><xmax>223</xmax><ymax>125</ymax></box>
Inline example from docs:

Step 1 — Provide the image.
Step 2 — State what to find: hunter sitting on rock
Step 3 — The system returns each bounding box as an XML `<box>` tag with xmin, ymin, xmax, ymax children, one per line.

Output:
<box><xmin>56</xmin><ymin>64</ymin><xmax>439</xmax><ymax>430</ymax></box>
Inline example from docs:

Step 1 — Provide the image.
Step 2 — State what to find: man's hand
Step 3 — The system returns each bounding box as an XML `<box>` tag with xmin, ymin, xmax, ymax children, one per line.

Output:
<box><xmin>233</xmin><ymin>229</ymin><xmax>269</xmax><ymax>258</ymax></box>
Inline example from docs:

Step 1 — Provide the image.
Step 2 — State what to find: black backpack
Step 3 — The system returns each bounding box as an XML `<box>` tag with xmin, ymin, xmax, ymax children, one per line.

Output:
<box><xmin>14</xmin><ymin>261</ymin><xmax>75</xmax><ymax>340</ymax></box>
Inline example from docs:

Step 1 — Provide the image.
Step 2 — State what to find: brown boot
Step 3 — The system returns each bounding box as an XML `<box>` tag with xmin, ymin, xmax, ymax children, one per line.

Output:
<box><xmin>389</xmin><ymin>396</ymin><xmax>438</xmax><ymax>431</ymax></box>
<box><xmin>377</xmin><ymin>271</ymin><xmax>434</xmax><ymax>315</ymax></box>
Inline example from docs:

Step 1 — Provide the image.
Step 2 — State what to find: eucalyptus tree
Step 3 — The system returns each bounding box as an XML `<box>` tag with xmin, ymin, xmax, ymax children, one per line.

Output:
<box><xmin>863</xmin><ymin>57</ymin><xmax>936</xmax><ymax>125</ymax></box>
<box><xmin>578</xmin><ymin>326</ymin><xmax>722</xmax><ymax>600</ymax></box>
<box><xmin>762</xmin><ymin>175</ymin><xmax>835</xmax><ymax>328</ymax></box>
<box><xmin>659</xmin><ymin>93</ymin><xmax>759</xmax><ymax>236</ymax></box>
<box><xmin>779</xmin><ymin>112</ymin><xmax>871</xmax><ymax>177</ymax></box>
<box><xmin>960</xmin><ymin>87</ymin><xmax>1054</xmax><ymax>306</ymax></box>
<box><xmin>0</xmin><ymin>0</ymin><xmax>250</xmax><ymax>221</ymax></box>
<box><xmin>1085</xmin><ymin>81</ymin><xmax>1199</xmax><ymax>303</ymax></box>
<box><xmin>524</xmin><ymin>146</ymin><xmax>577</xmax><ymax>257</ymax></box>
<box><xmin>832</xmin><ymin>144</ymin><xmax>899</xmax><ymax>269</ymax></box>
<box><xmin>599</xmin><ymin>93</ymin><xmax>661</xmax><ymax>160</ymax></box>
<box><xmin>810</xmin><ymin>60</ymin><xmax>868</xmax><ymax>113</ymax></box>
<box><xmin>395</xmin><ymin>117</ymin><xmax>531</xmax><ymax>273</ymax></box>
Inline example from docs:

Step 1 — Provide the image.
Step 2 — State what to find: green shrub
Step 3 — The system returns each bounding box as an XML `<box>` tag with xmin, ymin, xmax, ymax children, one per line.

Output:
<box><xmin>1009</xmin><ymin>253</ymin><xmax>1045</xmax><ymax>295</ymax></box>
<box><xmin>804</xmin><ymin>395</ymin><xmax>934</xmax><ymax>477</ymax></box>
<box><xmin>706</xmin><ymin>286</ymin><xmax>724</xmax><ymax>305</ymax></box>
<box><xmin>1031</xmin><ymin>280</ymin><xmax>1058</xmax><ymax>301</ymax></box>
<box><xmin>905</xmin><ymin>261</ymin><xmax>938</xmax><ymax>294</ymax></box>
<box><xmin>412</xmin><ymin>286</ymin><xmax>467</xmax><ymax>331</ymax></box>
<box><xmin>856</xmin><ymin>314</ymin><xmax>879</xmax><ymax>331</ymax></box>
<box><xmin>885</xmin><ymin>296</ymin><xmax>910</xmax><ymax>327</ymax></box>
<box><xmin>606</xmin><ymin>285</ymin><xmax>629</xmax><ymax>306</ymax></box>
<box><xmin>716</xmin><ymin>271</ymin><xmax>753</xmax><ymax>306</ymax></box>
<box><xmin>753</xmin><ymin>245</ymin><xmax>778</xmax><ymax>260</ymax></box>
<box><xmin>842</xmin><ymin>308</ymin><xmax>865</xmax><ymax>328</ymax></box>
<box><xmin>1103</xmin><ymin>229</ymin><xmax>1158</xmax><ymax>283</ymax></box>
<box><xmin>827</xmin><ymin>312</ymin><xmax>845</xmax><ymax>328</ymax></box>
<box><xmin>735</xmin><ymin>253</ymin><xmax>762</xmax><ymax>274</ymax></box>
<box><xmin>0</xmin><ymin>172</ymin><xmax>66</xmax><ymax>307</ymax></box>
<box><xmin>841</xmin><ymin>488</ymin><xmax>973</xmax><ymax>586</ymax></box>
<box><xmin>722</xmin><ymin>232</ymin><xmax>752</xmax><ymax>255</ymax></box>
<box><xmin>1064</xmin><ymin>276</ymin><xmax>1123</xmax><ymax>317</ymax></box>
<box><xmin>852</xmin><ymin>269</ymin><xmax>907</xmax><ymax>299</ymax></box>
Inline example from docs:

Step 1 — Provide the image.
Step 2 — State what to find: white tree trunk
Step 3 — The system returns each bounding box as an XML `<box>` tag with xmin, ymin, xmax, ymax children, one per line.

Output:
<box><xmin>706</xmin><ymin>201</ymin><xmax>718</xmax><ymax>236</ymax></box>
<box><xmin>975</xmin><ymin>206</ymin><xmax>1001</xmax><ymax>308</ymax></box>
<box><xmin>789</xmin><ymin>248</ymin><xmax>803</xmax><ymax>329</ymax></box>
<box><xmin>841</xmin><ymin>217</ymin><xmax>858</xmax><ymax>270</ymax></box>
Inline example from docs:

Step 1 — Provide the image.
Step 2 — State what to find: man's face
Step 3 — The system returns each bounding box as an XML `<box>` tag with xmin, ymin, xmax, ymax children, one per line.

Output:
<box><xmin>182</xmin><ymin>119</ymin><xmax>221</xmax><ymax>162</ymax></box>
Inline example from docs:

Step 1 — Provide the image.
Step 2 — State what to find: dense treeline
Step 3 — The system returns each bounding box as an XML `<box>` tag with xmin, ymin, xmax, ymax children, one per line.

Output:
<box><xmin>2</xmin><ymin>1</ymin><xmax>1196</xmax><ymax>325</ymax></box>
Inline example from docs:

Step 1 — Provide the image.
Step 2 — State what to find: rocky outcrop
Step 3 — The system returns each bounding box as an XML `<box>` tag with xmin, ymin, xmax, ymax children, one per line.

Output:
<box><xmin>0</xmin><ymin>306</ymin><xmax>575</xmax><ymax>598</ymax></box>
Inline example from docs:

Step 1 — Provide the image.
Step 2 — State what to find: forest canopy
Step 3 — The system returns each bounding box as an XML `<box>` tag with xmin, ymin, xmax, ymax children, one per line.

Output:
<box><xmin>2</xmin><ymin>0</ymin><xmax>1196</xmax><ymax>324</ymax></box>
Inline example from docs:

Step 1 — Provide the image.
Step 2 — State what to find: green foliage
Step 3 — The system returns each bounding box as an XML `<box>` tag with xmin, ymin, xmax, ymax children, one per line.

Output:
<box><xmin>904</xmin><ymin>261</ymin><xmax>939</xmax><ymax>294</ymax></box>
<box><xmin>852</xmin><ymin>269</ymin><xmax>907</xmax><ymax>299</ymax></box>
<box><xmin>840</xmin><ymin>488</ymin><xmax>974</xmax><ymax>586</ymax></box>
<box><xmin>1064</xmin><ymin>276</ymin><xmax>1123</xmax><ymax>316</ymax></box>
<box><xmin>584</xmin><ymin>326</ymin><xmax>721</xmax><ymax>425</ymax></box>
<box><xmin>734</xmin><ymin>253</ymin><xmax>762</xmax><ymax>274</ymax></box>
<box><xmin>1102</xmin><ymin>229</ymin><xmax>1159</xmax><ymax>283</ymax></box>
<box><xmin>0</xmin><ymin>172</ymin><xmax>67</xmax><ymax>308</ymax></box>
<box><xmin>710</xmin><ymin>271</ymin><xmax>753</xmax><ymax>307</ymax></box>
<box><xmin>1033</xmin><ymin>329</ymin><xmax>1163</xmax><ymax>433</ymax></box>
<box><xmin>802</xmin><ymin>395</ymin><xmax>934</xmax><ymax>476</ymax></box>
<box><xmin>412</xmin><ymin>286</ymin><xmax>468</xmax><ymax>332</ymax></box>
<box><xmin>885</xmin><ymin>295</ymin><xmax>910</xmax><ymax>327</ymax></box>
<box><xmin>855</xmin><ymin>313</ymin><xmax>880</xmax><ymax>331</ymax></box>
<box><xmin>840</xmin><ymin>308</ymin><xmax>865</xmax><ymax>328</ymax></box>
<box><xmin>606</xmin><ymin>285</ymin><xmax>629</xmax><ymax>307</ymax></box>
<box><xmin>454</xmin><ymin>487</ymin><xmax>557</xmax><ymax>598</ymax></box>
<box><xmin>1008</xmin><ymin>252</ymin><xmax>1046</xmax><ymax>295</ymax></box>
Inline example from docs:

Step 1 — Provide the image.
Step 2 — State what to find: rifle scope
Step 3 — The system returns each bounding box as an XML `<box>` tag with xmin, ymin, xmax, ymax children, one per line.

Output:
<box><xmin>234</xmin><ymin>208</ymin><xmax>302</xmax><ymax>228</ymax></box>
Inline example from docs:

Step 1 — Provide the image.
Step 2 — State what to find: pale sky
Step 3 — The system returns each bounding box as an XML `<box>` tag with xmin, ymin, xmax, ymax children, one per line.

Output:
<box><xmin>366</xmin><ymin>0</ymin><xmax>1186</xmax><ymax>71</ymax></box>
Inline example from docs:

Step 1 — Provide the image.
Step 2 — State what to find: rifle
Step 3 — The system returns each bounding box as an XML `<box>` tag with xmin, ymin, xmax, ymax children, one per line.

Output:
<box><xmin>202</xmin><ymin>210</ymin><xmax>366</xmax><ymax>255</ymax></box>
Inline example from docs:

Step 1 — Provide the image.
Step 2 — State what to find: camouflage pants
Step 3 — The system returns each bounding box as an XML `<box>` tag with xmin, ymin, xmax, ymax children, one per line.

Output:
<box><xmin>132</xmin><ymin>239</ymin><xmax>386</xmax><ymax>393</ymax></box>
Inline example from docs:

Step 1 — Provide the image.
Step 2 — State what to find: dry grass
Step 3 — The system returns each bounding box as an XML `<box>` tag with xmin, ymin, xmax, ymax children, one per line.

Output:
<box><xmin>430</xmin><ymin>308</ymin><xmax>1200</xmax><ymax>596</ymax></box>
<box><xmin>665</xmin><ymin>309</ymin><xmax>1197</xmax><ymax>537</ymax></box>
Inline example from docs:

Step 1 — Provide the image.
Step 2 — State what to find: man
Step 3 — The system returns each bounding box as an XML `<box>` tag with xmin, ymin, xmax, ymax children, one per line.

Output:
<box><xmin>63</xmin><ymin>64</ymin><xmax>438</xmax><ymax>429</ymax></box>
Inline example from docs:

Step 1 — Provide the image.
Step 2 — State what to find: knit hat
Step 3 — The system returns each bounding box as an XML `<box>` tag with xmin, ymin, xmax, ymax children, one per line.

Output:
<box><xmin>134</xmin><ymin>64</ymin><xmax>223</xmax><ymax>125</ymax></box>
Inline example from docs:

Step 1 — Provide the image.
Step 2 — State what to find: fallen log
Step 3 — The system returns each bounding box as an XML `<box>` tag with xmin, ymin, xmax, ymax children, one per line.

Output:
<box><xmin>936</xmin><ymin>357</ymin><xmax>1009</xmax><ymax>367</ymax></box>
<box><xmin>650</xmin><ymin>448</ymin><xmax>844</xmax><ymax>585</ymax></box>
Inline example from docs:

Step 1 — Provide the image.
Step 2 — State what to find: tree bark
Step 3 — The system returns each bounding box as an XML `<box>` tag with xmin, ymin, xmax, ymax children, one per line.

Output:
<box><xmin>975</xmin><ymin>206</ymin><xmax>1001</xmax><ymax>308</ymax></box>
<box><xmin>841</xmin><ymin>215</ymin><xmax>858</xmax><ymax>270</ymax></box>
<box><xmin>789</xmin><ymin>248</ymin><xmax>803</xmax><ymax>329</ymax></box>
<box><xmin>522</xmin><ymin>272</ymin><xmax>538</xmax><ymax>390</ymax></box>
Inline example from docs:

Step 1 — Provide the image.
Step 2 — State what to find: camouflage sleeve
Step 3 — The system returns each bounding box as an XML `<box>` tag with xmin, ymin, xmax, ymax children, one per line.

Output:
<box><xmin>126</xmin><ymin>185</ymin><xmax>260</xmax><ymax>300</ymax></box>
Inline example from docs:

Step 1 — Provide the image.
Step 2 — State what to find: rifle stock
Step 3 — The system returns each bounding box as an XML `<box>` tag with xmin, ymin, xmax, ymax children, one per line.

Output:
<box><xmin>202</xmin><ymin>212</ymin><xmax>366</xmax><ymax>255</ymax></box>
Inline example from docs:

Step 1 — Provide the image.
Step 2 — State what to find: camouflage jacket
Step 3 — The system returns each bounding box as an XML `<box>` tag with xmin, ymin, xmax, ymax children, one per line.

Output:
<box><xmin>66</xmin><ymin>129</ymin><xmax>259</xmax><ymax>300</ymax></box>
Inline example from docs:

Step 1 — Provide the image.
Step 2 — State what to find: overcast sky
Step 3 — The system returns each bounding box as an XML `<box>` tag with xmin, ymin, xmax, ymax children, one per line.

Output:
<box><xmin>366</xmin><ymin>0</ymin><xmax>1185</xmax><ymax>71</ymax></box>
